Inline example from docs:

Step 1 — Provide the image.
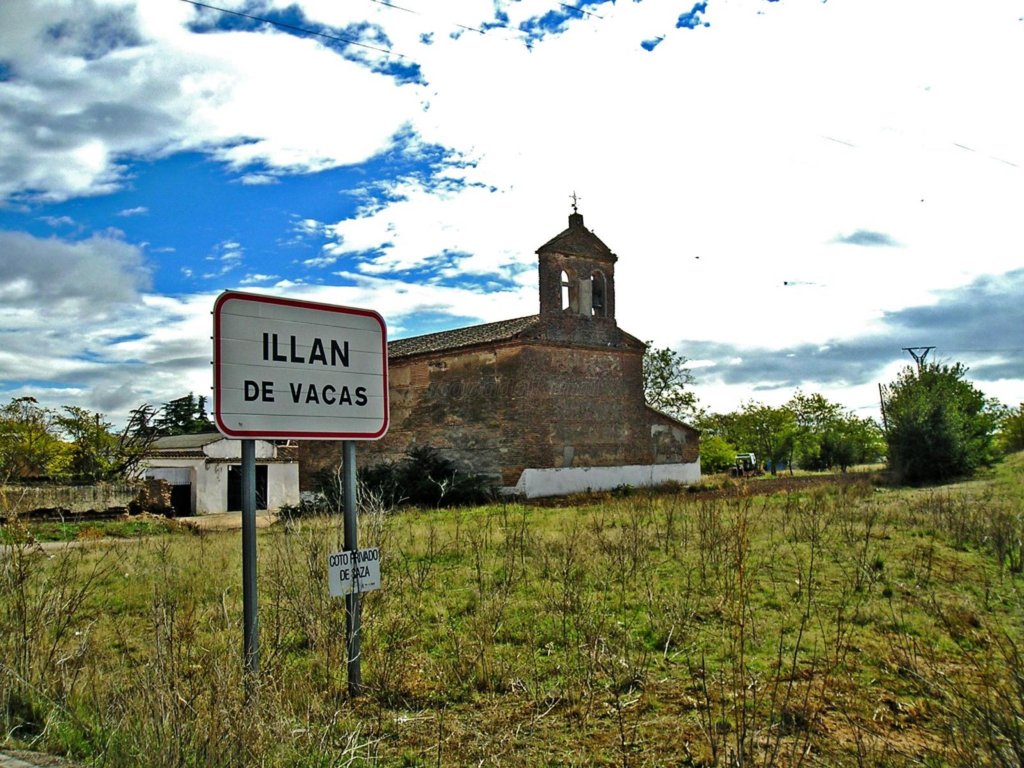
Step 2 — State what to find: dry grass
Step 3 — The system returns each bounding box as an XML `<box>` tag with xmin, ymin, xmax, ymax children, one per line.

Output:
<box><xmin>2</xmin><ymin>454</ymin><xmax>1023</xmax><ymax>766</ymax></box>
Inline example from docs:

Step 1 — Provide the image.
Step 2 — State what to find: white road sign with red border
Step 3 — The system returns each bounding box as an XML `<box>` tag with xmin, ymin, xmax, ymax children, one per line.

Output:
<box><xmin>213</xmin><ymin>291</ymin><xmax>389</xmax><ymax>440</ymax></box>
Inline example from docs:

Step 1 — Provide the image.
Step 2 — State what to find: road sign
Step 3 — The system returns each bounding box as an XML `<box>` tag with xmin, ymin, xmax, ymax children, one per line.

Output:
<box><xmin>328</xmin><ymin>548</ymin><xmax>382</xmax><ymax>597</ymax></box>
<box><xmin>213</xmin><ymin>291</ymin><xmax>389</xmax><ymax>440</ymax></box>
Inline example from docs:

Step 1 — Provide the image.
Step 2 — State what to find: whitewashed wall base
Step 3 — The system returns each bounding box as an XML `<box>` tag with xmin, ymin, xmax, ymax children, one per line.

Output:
<box><xmin>508</xmin><ymin>461</ymin><xmax>702</xmax><ymax>499</ymax></box>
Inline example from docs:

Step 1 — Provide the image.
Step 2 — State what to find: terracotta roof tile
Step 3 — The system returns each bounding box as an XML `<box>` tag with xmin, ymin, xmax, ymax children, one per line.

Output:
<box><xmin>152</xmin><ymin>433</ymin><xmax>224</xmax><ymax>450</ymax></box>
<box><xmin>388</xmin><ymin>315</ymin><xmax>541</xmax><ymax>360</ymax></box>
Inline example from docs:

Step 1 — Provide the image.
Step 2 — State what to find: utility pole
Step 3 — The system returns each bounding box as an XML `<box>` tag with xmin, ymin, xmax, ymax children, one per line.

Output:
<box><xmin>902</xmin><ymin>346</ymin><xmax>935</xmax><ymax>371</ymax></box>
<box><xmin>878</xmin><ymin>383</ymin><xmax>889</xmax><ymax>432</ymax></box>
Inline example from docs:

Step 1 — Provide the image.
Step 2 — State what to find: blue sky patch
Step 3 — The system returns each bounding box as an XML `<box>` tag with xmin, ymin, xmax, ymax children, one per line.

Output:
<box><xmin>519</xmin><ymin>9</ymin><xmax>575</xmax><ymax>41</ymax></box>
<box><xmin>677</xmin><ymin>2</ymin><xmax>710</xmax><ymax>29</ymax></box>
<box><xmin>518</xmin><ymin>1</ymin><xmax>613</xmax><ymax>42</ymax></box>
<box><xmin>0</xmin><ymin>129</ymin><xmax>473</xmax><ymax>304</ymax></box>
<box><xmin>370</xmin><ymin>57</ymin><xmax>424</xmax><ymax>85</ymax></box>
<box><xmin>641</xmin><ymin>37</ymin><xmax>664</xmax><ymax>51</ymax></box>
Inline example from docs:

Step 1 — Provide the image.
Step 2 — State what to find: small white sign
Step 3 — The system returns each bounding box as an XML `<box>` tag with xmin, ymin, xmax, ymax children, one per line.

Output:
<box><xmin>328</xmin><ymin>548</ymin><xmax>381</xmax><ymax>597</ymax></box>
<box><xmin>213</xmin><ymin>291</ymin><xmax>389</xmax><ymax>440</ymax></box>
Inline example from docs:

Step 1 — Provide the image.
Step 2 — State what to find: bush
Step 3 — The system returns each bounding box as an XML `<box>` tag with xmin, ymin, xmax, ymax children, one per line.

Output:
<box><xmin>884</xmin><ymin>363</ymin><xmax>998</xmax><ymax>484</ymax></box>
<box><xmin>357</xmin><ymin>447</ymin><xmax>494</xmax><ymax>508</ymax></box>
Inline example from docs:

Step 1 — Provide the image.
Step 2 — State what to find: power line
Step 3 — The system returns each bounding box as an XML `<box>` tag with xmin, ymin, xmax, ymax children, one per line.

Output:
<box><xmin>178</xmin><ymin>0</ymin><xmax>403</xmax><ymax>57</ymax></box>
<box><xmin>366</xmin><ymin>0</ymin><xmax>579</xmax><ymax>49</ymax></box>
<box><xmin>944</xmin><ymin>348</ymin><xmax>1024</xmax><ymax>354</ymax></box>
<box><xmin>369</xmin><ymin>0</ymin><xmax>489</xmax><ymax>36</ymax></box>
<box><xmin>559</xmin><ymin>3</ymin><xmax>605</xmax><ymax>19</ymax></box>
<box><xmin>368</xmin><ymin>0</ymin><xmax>415</xmax><ymax>13</ymax></box>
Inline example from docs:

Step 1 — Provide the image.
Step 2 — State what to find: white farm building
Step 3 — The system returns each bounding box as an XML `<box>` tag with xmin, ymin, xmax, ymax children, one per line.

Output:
<box><xmin>142</xmin><ymin>433</ymin><xmax>300</xmax><ymax>516</ymax></box>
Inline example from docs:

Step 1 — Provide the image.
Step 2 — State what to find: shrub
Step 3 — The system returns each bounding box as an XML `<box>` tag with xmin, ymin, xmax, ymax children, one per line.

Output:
<box><xmin>357</xmin><ymin>447</ymin><xmax>494</xmax><ymax>508</ymax></box>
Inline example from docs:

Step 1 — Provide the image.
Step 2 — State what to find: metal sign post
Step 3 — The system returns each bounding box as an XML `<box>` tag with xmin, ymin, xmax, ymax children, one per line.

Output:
<box><xmin>342</xmin><ymin>440</ymin><xmax>362</xmax><ymax>695</ymax></box>
<box><xmin>212</xmin><ymin>291</ymin><xmax>388</xmax><ymax>695</ymax></box>
<box><xmin>241</xmin><ymin>438</ymin><xmax>259</xmax><ymax>681</ymax></box>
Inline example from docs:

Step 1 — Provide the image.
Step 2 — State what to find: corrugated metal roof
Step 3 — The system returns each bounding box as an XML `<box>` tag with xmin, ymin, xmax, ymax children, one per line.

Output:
<box><xmin>388</xmin><ymin>315</ymin><xmax>541</xmax><ymax>360</ymax></box>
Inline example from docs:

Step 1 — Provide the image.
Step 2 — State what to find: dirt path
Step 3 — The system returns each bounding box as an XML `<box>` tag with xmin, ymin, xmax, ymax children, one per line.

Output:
<box><xmin>175</xmin><ymin>510</ymin><xmax>279</xmax><ymax>532</ymax></box>
<box><xmin>0</xmin><ymin>750</ymin><xmax>80</xmax><ymax>767</ymax></box>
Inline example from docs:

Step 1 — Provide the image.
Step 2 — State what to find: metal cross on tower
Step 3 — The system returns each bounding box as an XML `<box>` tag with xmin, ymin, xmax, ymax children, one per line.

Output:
<box><xmin>570</xmin><ymin>191</ymin><xmax>581</xmax><ymax>213</ymax></box>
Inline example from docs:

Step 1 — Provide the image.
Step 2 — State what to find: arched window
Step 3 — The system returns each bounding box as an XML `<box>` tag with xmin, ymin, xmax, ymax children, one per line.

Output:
<box><xmin>591</xmin><ymin>270</ymin><xmax>606</xmax><ymax>317</ymax></box>
<box><xmin>560</xmin><ymin>270</ymin><xmax>570</xmax><ymax>312</ymax></box>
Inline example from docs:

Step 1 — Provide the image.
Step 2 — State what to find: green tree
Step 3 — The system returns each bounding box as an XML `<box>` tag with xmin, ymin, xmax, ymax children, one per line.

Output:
<box><xmin>643</xmin><ymin>343</ymin><xmax>698</xmax><ymax>421</ymax></box>
<box><xmin>155</xmin><ymin>393</ymin><xmax>213</xmax><ymax>436</ymax></box>
<box><xmin>699</xmin><ymin>434</ymin><xmax>738</xmax><ymax>474</ymax></box>
<box><xmin>883</xmin><ymin>362</ymin><xmax>998</xmax><ymax>484</ymax></box>
<box><xmin>733</xmin><ymin>402</ymin><xmax>797</xmax><ymax>476</ymax></box>
<box><xmin>694</xmin><ymin>410</ymin><xmax>741</xmax><ymax>444</ymax></box>
<box><xmin>0</xmin><ymin>397</ymin><xmax>64</xmax><ymax>481</ymax></box>
<box><xmin>787</xmin><ymin>391</ymin><xmax>842</xmax><ymax>471</ymax></box>
<box><xmin>997</xmin><ymin>404</ymin><xmax>1024</xmax><ymax>454</ymax></box>
<box><xmin>786</xmin><ymin>391</ymin><xmax>884</xmax><ymax>472</ymax></box>
<box><xmin>820</xmin><ymin>415</ymin><xmax>885</xmax><ymax>472</ymax></box>
<box><xmin>55</xmin><ymin>405</ymin><xmax>159</xmax><ymax>482</ymax></box>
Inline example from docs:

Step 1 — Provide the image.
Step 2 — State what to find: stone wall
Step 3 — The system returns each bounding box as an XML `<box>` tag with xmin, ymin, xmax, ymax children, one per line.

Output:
<box><xmin>0</xmin><ymin>483</ymin><xmax>141</xmax><ymax>515</ymax></box>
<box><xmin>513</xmin><ymin>343</ymin><xmax>698</xmax><ymax>477</ymax></box>
<box><xmin>299</xmin><ymin>337</ymin><xmax>699</xmax><ymax>490</ymax></box>
<box><xmin>300</xmin><ymin>342</ymin><xmax>526</xmax><ymax>487</ymax></box>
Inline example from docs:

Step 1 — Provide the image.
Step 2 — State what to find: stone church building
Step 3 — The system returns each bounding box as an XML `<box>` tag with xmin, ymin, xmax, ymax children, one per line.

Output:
<box><xmin>301</xmin><ymin>210</ymin><xmax>700</xmax><ymax>498</ymax></box>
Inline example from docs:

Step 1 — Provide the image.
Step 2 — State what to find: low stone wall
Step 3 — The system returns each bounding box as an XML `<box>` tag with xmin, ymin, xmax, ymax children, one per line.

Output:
<box><xmin>1</xmin><ymin>483</ymin><xmax>142</xmax><ymax>514</ymax></box>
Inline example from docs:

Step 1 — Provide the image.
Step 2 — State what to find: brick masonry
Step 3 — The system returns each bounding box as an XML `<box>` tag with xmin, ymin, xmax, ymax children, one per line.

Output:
<box><xmin>299</xmin><ymin>212</ymin><xmax>699</xmax><ymax>489</ymax></box>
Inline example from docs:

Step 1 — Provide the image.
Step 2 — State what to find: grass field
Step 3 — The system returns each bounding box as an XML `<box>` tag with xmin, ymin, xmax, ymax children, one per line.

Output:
<box><xmin>0</xmin><ymin>516</ymin><xmax>175</xmax><ymax>545</ymax></box>
<box><xmin>2</xmin><ymin>456</ymin><xmax>1024</xmax><ymax>766</ymax></box>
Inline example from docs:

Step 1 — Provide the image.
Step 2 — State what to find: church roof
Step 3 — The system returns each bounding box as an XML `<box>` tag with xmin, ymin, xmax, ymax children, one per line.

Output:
<box><xmin>536</xmin><ymin>212</ymin><xmax>616</xmax><ymax>262</ymax></box>
<box><xmin>388</xmin><ymin>315</ymin><xmax>541</xmax><ymax>360</ymax></box>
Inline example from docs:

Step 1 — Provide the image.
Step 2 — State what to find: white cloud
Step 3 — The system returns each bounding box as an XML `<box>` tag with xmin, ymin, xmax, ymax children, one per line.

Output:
<box><xmin>294</xmin><ymin>219</ymin><xmax>324</xmax><ymax>236</ymax></box>
<box><xmin>0</xmin><ymin>231</ymin><xmax>215</xmax><ymax>420</ymax></box>
<box><xmin>240</xmin><ymin>273</ymin><xmax>280</xmax><ymax>284</ymax></box>
<box><xmin>0</xmin><ymin>230</ymin><xmax>149</xmax><ymax>312</ymax></box>
<box><xmin>0</xmin><ymin>0</ymin><xmax>422</xmax><ymax>202</ymax></box>
<box><xmin>39</xmin><ymin>215</ymin><xmax>76</xmax><ymax>227</ymax></box>
<box><xmin>303</xmin><ymin>254</ymin><xmax>338</xmax><ymax>268</ymax></box>
<box><xmin>305</xmin><ymin>0</ymin><xmax>1024</xmax><ymax>369</ymax></box>
<box><xmin>116</xmin><ymin>205</ymin><xmax>149</xmax><ymax>217</ymax></box>
<box><xmin>2</xmin><ymin>0</ymin><xmax>1023</xmax><ymax>417</ymax></box>
<box><xmin>237</xmin><ymin>173</ymin><xmax>280</xmax><ymax>185</ymax></box>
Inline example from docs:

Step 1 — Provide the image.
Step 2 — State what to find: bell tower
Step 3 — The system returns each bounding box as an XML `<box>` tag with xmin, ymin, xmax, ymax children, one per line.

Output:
<box><xmin>537</xmin><ymin>210</ymin><xmax>617</xmax><ymax>321</ymax></box>
<box><xmin>536</xmin><ymin>207</ymin><xmax>620</xmax><ymax>345</ymax></box>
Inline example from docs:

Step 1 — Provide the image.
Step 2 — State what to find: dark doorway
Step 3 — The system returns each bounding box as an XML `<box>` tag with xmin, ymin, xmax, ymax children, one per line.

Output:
<box><xmin>169</xmin><ymin>485</ymin><xmax>192</xmax><ymax>517</ymax></box>
<box><xmin>227</xmin><ymin>465</ymin><xmax>268</xmax><ymax>511</ymax></box>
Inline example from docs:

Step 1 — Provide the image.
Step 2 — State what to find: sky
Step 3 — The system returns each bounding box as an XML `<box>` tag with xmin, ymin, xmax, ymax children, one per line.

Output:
<box><xmin>0</xmin><ymin>0</ymin><xmax>1022</xmax><ymax>425</ymax></box>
